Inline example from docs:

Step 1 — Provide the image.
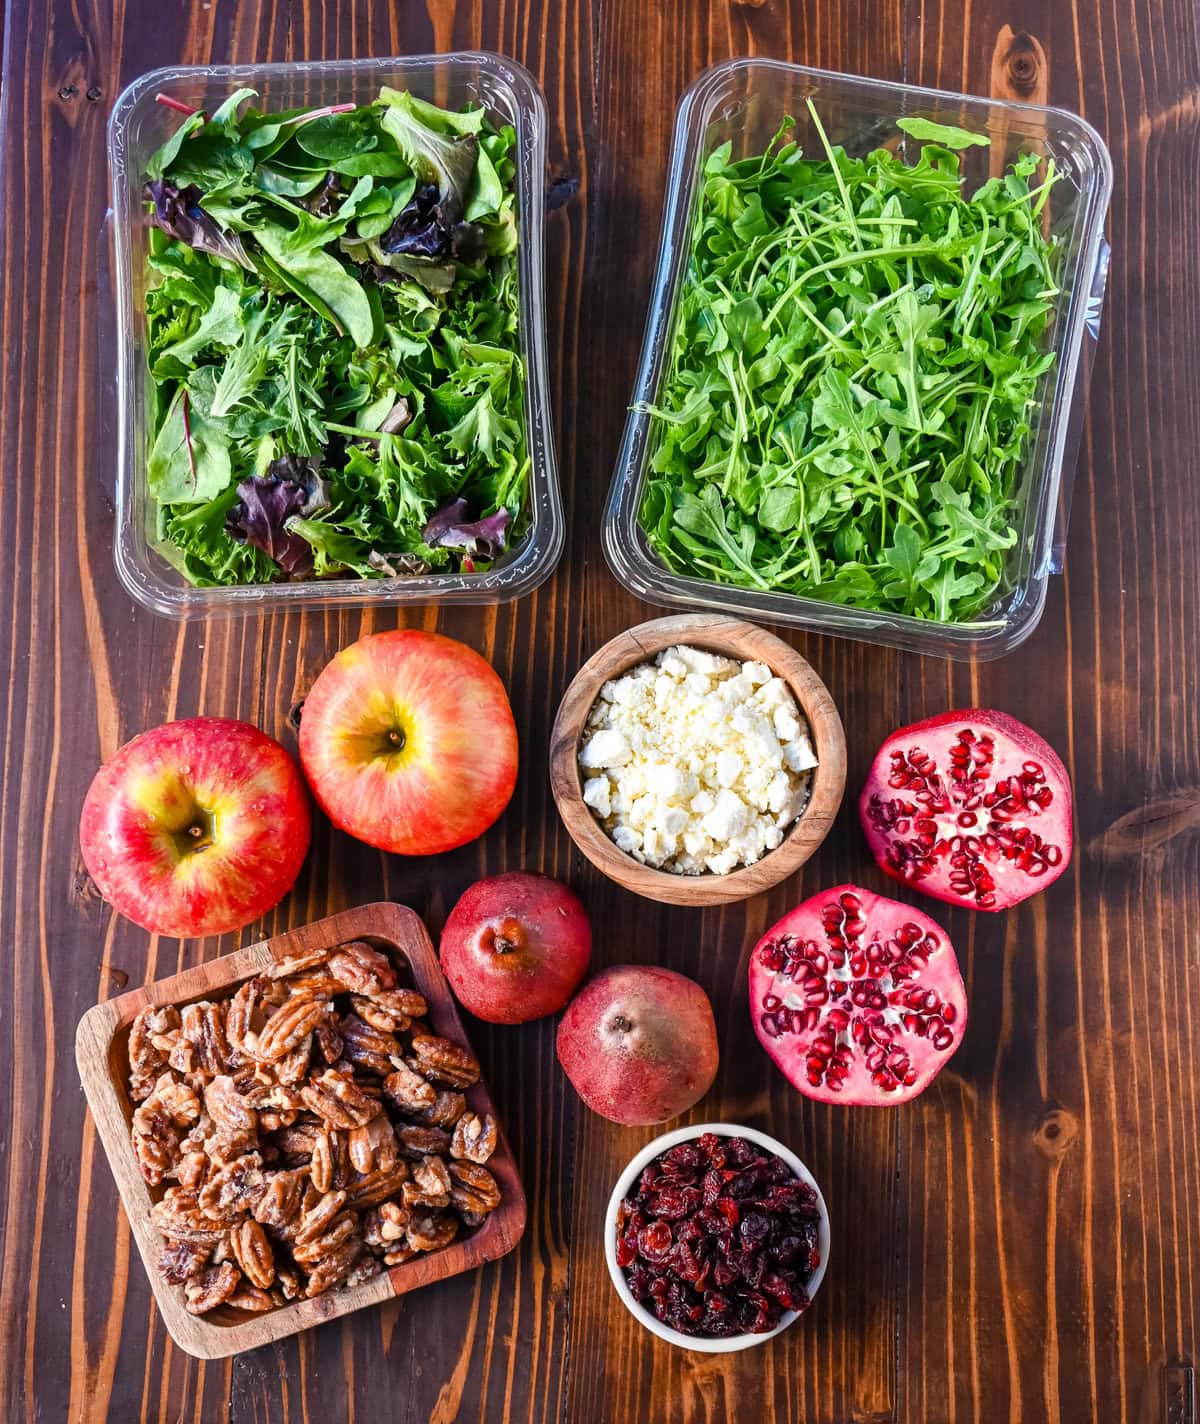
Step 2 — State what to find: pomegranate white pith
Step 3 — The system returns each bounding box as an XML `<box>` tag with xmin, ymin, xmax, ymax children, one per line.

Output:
<box><xmin>749</xmin><ymin>885</ymin><xmax>967</xmax><ymax>1106</ymax></box>
<box><xmin>859</xmin><ymin>708</ymin><xmax>1073</xmax><ymax>912</ymax></box>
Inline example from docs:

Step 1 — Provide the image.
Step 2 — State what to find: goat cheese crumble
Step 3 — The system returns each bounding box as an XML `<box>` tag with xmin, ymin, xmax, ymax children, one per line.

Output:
<box><xmin>578</xmin><ymin>644</ymin><xmax>819</xmax><ymax>875</ymax></box>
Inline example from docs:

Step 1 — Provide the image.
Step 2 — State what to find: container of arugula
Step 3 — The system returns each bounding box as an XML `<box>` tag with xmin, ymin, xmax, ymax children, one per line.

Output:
<box><xmin>109</xmin><ymin>53</ymin><xmax>562</xmax><ymax>616</ymax></box>
<box><xmin>604</xmin><ymin>60</ymin><xmax>1112</xmax><ymax>659</ymax></box>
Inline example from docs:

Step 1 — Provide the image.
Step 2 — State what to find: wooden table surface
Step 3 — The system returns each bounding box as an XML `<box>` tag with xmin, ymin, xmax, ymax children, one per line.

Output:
<box><xmin>1</xmin><ymin>1</ymin><xmax>1196</xmax><ymax>1421</ymax></box>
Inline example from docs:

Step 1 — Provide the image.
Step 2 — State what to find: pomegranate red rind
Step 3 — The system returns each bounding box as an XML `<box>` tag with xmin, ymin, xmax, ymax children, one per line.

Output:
<box><xmin>858</xmin><ymin>708</ymin><xmax>1073</xmax><ymax>912</ymax></box>
<box><xmin>749</xmin><ymin>885</ymin><xmax>966</xmax><ymax>1106</ymax></box>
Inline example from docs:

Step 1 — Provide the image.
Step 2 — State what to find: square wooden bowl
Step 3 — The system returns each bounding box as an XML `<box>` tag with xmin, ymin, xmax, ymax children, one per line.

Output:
<box><xmin>75</xmin><ymin>903</ymin><xmax>527</xmax><ymax>1360</ymax></box>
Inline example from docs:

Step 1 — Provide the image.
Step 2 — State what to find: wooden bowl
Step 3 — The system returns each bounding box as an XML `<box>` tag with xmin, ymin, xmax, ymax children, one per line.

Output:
<box><xmin>75</xmin><ymin>903</ymin><xmax>526</xmax><ymax>1360</ymax></box>
<box><xmin>549</xmin><ymin>614</ymin><xmax>846</xmax><ymax>906</ymax></box>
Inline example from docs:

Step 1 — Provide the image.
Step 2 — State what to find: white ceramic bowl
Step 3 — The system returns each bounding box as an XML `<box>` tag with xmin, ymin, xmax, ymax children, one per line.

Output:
<box><xmin>604</xmin><ymin>1123</ymin><xmax>831</xmax><ymax>1352</ymax></box>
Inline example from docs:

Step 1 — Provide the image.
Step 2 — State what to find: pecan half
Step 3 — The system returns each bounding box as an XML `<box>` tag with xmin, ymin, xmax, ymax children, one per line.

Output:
<box><xmin>383</xmin><ymin>1061</ymin><xmax>437</xmax><ymax>1114</ymax></box>
<box><xmin>344</xmin><ymin>1164</ymin><xmax>411</xmax><ymax>1211</ymax></box>
<box><xmin>418</xmin><ymin>1091</ymin><xmax>468</xmax><ymax>1129</ymax></box>
<box><xmin>293</xmin><ymin>1188</ymin><xmax>348</xmax><ymax>1247</ymax></box>
<box><xmin>363</xmin><ymin>1200</ymin><xmax>410</xmax><ymax>1247</ymax></box>
<box><xmin>204</xmin><ymin>1076</ymin><xmax>257</xmax><ymax>1137</ymax></box>
<box><xmin>448</xmin><ymin>1161</ymin><xmax>501</xmax><ymax>1215</ymax></box>
<box><xmin>406</xmin><ymin>1210</ymin><xmax>459</xmax><ymax>1253</ymax></box>
<box><xmin>129</xmin><ymin>1005</ymin><xmax>179</xmax><ymax>1087</ymax></box>
<box><xmin>256</xmin><ymin>997</ymin><xmax>329</xmax><ymax>1064</ymax></box>
<box><xmin>305</xmin><ymin>1237</ymin><xmax>363</xmax><ymax>1297</ymax></box>
<box><xmin>227</xmin><ymin>1283</ymin><xmax>275</xmax><ymax>1313</ymax></box>
<box><xmin>299</xmin><ymin>1070</ymin><xmax>381</xmax><ymax>1129</ymax></box>
<box><xmin>181</xmin><ymin>1002</ymin><xmax>229</xmax><ymax>1077</ymax></box>
<box><xmin>450</xmin><ymin>1112</ymin><xmax>498</xmax><ymax>1165</ymax></box>
<box><xmin>409</xmin><ymin>1035</ymin><xmax>480</xmax><ymax>1089</ymax></box>
<box><xmin>327</xmin><ymin>942</ymin><xmax>397</xmax><ymax>997</ymax></box>
<box><xmin>292</xmin><ymin>1211</ymin><xmax>358</xmax><ymax>1267</ymax></box>
<box><xmin>340</xmin><ymin>1014</ymin><xmax>398</xmax><ymax>1076</ymax></box>
<box><xmin>198</xmin><ymin>1152</ymin><xmax>266</xmax><ymax>1223</ymax></box>
<box><xmin>151</xmin><ymin>1189</ymin><xmax>229</xmax><ymax>1247</ymax></box>
<box><xmin>230</xmin><ymin>1219</ymin><xmax>275</xmax><ymax>1289</ymax></box>
<box><xmin>273</xmin><ymin>1035</ymin><xmax>314</xmax><ymax>1086</ymax></box>
<box><xmin>343</xmin><ymin>1253</ymin><xmax>384</xmax><ymax>1288</ymax></box>
<box><xmin>315</xmin><ymin>1020</ymin><xmax>344</xmax><ymax>1065</ymax></box>
<box><xmin>267</xmin><ymin>948</ymin><xmax>330</xmax><ymax>979</ymax></box>
<box><xmin>276</xmin><ymin>1266</ymin><xmax>303</xmax><ymax>1300</ymax></box>
<box><xmin>184</xmin><ymin>1261</ymin><xmax>241</xmax><ymax>1316</ymax></box>
<box><xmin>225</xmin><ymin>978</ymin><xmax>266</xmax><ymax>1059</ymax></box>
<box><xmin>396</xmin><ymin>1124</ymin><xmax>452</xmax><ymax>1160</ymax></box>
<box><xmin>350</xmin><ymin>988</ymin><xmax>426</xmax><ymax>1031</ymax></box>
<box><xmin>252</xmin><ymin>1168</ymin><xmax>309</xmax><ymax>1234</ymax></box>
<box><xmin>157</xmin><ymin>1238</ymin><xmax>211</xmax><ymax>1285</ymax></box>
<box><xmin>403</xmin><ymin>1154</ymin><xmax>451</xmax><ymax>1209</ymax></box>
<box><xmin>348</xmin><ymin>1116</ymin><xmax>397</xmax><ymax>1175</ymax></box>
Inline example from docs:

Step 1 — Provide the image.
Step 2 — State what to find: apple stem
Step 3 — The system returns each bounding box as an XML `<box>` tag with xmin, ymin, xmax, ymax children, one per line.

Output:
<box><xmin>612</xmin><ymin>1015</ymin><xmax>633</xmax><ymax>1033</ymax></box>
<box><xmin>188</xmin><ymin>824</ymin><xmax>203</xmax><ymax>838</ymax></box>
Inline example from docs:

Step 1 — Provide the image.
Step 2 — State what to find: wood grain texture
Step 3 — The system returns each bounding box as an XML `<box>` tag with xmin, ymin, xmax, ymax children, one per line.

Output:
<box><xmin>76</xmin><ymin>904</ymin><xmax>527</xmax><ymax>1361</ymax></box>
<box><xmin>0</xmin><ymin>0</ymin><xmax>1195</xmax><ymax>1420</ymax></box>
<box><xmin>548</xmin><ymin>613</ymin><xmax>847</xmax><ymax>905</ymax></box>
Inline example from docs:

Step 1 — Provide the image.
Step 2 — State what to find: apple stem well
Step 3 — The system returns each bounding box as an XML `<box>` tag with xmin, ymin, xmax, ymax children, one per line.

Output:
<box><xmin>485</xmin><ymin>918</ymin><xmax>526</xmax><ymax>955</ymax></box>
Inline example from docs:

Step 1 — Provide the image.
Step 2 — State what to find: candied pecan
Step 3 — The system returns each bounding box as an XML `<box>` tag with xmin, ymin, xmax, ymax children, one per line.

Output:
<box><xmin>315</xmin><ymin>1020</ymin><xmax>344</xmax><ymax>1065</ymax></box>
<box><xmin>184</xmin><ymin>1261</ymin><xmax>241</xmax><ymax>1316</ymax></box>
<box><xmin>227</xmin><ymin>1283</ymin><xmax>274</xmax><ymax>1313</ymax></box>
<box><xmin>327</xmin><ymin>942</ymin><xmax>397</xmax><ymax>997</ymax></box>
<box><xmin>418</xmin><ymin>1091</ymin><xmax>468</xmax><ymax>1129</ymax></box>
<box><xmin>406</xmin><ymin>1210</ymin><xmax>459</xmax><ymax>1253</ymax></box>
<box><xmin>258</xmin><ymin>1109</ymin><xmax>299</xmax><ymax>1133</ymax></box>
<box><xmin>450</xmin><ymin>1112</ymin><xmax>498</xmax><ymax>1165</ymax></box>
<box><xmin>252</xmin><ymin>1168</ymin><xmax>308</xmax><ymax>1234</ymax></box>
<box><xmin>205</xmin><ymin>1126</ymin><xmax>258</xmax><ymax>1167</ymax></box>
<box><xmin>305</xmin><ymin>1237</ymin><xmax>363</xmax><ymax>1297</ymax></box>
<box><xmin>344</xmin><ymin>1164</ymin><xmax>411</xmax><ymax>1211</ymax></box>
<box><xmin>396</xmin><ymin>1124</ymin><xmax>452</xmax><ymax>1160</ymax></box>
<box><xmin>198</xmin><ymin>1152</ymin><xmax>266</xmax><ymax>1223</ymax></box>
<box><xmin>383</xmin><ymin>1061</ymin><xmax>437</xmax><ymax>1114</ymax></box>
<box><xmin>350</xmin><ymin>988</ymin><xmax>425</xmax><ymax>1031</ymax></box>
<box><xmin>339</xmin><ymin>1014</ymin><xmax>398</xmax><ymax>1076</ymax></box>
<box><xmin>267</xmin><ymin>947</ymin><xmax>330</xmax><ymax>979</ymax></box>
<box><xmin>229</xmin><ymin>1219</ymin><xmax>274</xmax><ymax>1289</ymax></box>
<box><xmin>204</xmin><ymin>1076</ymin><xmax>257</xmax><ymax>1137</ymax></box>
<box><xmin>172</xmin><ymin>1150</ymin><xmax>207</xmax><ymax>1190</ymax></box>
<box><xmin>309</xmin><ymin>1129</ymin><xmax>345</xmax><ymax>1194</ymax></box>
<box><xmin>300</xmin><ymin>1070</ymin><xmax>381</xmax><ymax>1129</ymax></box>
<box><xmin>363</xmin><ymin>1200</ymin><xmax>411</xmax><ymax>1248</ymax></box>
<box><xmin>132</xmin><ymin>1111</ymin><xmax>176</xmax><ymax>1187</ymax></box>
<box><xmin>409</xmin><ymin>1035</ymin><xmax>479</xmax><ymax>1089</ymax></box>
<box><xmin>343</xmin><ymin>1253</ymin><xmax>383</xmax><ymax>1288</ymax></box>
<box><xmin>403</xmin><ymin>1154</ymin><xmax>451</xmax><ymax>1209</ymax></box>
<box><xmin>448</xmin><ymin>1161</ymin><xmax>501</xmax><ymax>1215</ymax></box>
<box><xmin>383</xmin><ymin>1243</ymin><xmax>420</xmax><ymax>1266</ymax></box>
<box><xmin>129</xmin><ymin>1006</ymin><xmax>177</xmax><ymax>1086</ymax></box>
<box><xmin>284</xmin><ymin>969</ymin><xmax>346</xmax><ymax>999</ymax></box>
<box><xmin>293</xmin><ymin>1188</ymin><xmax>348</xmax><ymax>1246</ymax></box>
<box><xmin>181</xmin><ymin>1002</ymin><xmax>229</xmax><ymax>1076</ymax></box>
<box><xmin>225</xmin><ymin>978</ymin><xmax>267</xmax><ymax>1059</ymax></box>
<box><xmin>256</xmin><ymin>997</ymin><xmax>330</xmax><ymax>1064</ymax></box>
<box><xmin>348</xmin><ymin>1116</ymin><xmax>397</xmax><ymax>1175</ymax></box>
<box><xmin>157</xmin><ymin>1238</ymin><xmax>211</xmax><ymax>1285</ymax></box>
<box><xmin>276</xmin><ymin>1122</ymin><xmax>321</xmax><ymax>1163</ymax></box>
<box><xmin>292</xmin><ymin>1211</ymin><xmax>359</xmax><ymax>1266</ymax></box>
<box><xmin>151</xmin><ymin>1191</ymin><xmax>227</xmax><ymax>1247</ymax></box>
<box><xmin>273</xmin><ymin>1035</ymin><xmax>313</xmax><ymax>1085</ymax></box>
<box><xmin>276</xmin><ymin>1266</ymin><xmax>303</xmax><ymax>1300</ymax></box>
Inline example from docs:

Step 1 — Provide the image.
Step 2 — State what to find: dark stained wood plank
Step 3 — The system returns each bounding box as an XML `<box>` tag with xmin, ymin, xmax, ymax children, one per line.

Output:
<box><xmin>0</xmin><ymin>0</ymin><xmax>1197</xmax><ymax>1421</ymax></box>
<box><xmin>899</xmin><ymin>3</ymin><xmax>1200</xmax><ymax>1423</ymax></box>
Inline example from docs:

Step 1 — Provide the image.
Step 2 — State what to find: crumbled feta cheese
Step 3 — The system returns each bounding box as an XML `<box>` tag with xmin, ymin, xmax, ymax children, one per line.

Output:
<box><xmin>576</xmin><ymin>643</ymin><xmax>818</xmax><ymax>877</ymax></box>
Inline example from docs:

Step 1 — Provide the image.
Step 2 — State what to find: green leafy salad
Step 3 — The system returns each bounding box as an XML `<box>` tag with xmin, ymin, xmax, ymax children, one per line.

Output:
<box><xmin>142</xmin><ymin>87</ymin><xmax>526</xmax><ymax>585</ymax></box>
<box><xmin>639</xmin><ymin>106</ymin><xmax>1063</xmax><ymax>623</ymax></box>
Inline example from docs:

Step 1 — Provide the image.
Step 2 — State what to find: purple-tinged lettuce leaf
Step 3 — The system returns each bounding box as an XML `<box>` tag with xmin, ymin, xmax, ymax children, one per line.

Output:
<box><xmin>225</xmin><ymin>456</ymin><xmax>329</xmax><ymax>576</ymax></box>
<box><xmin>145</xmin><ymin>179</ymin><xmax>254</xmax><ymax>270</ymax></box>
<box><xmin>422</xmin><ymin>497</ymin><xmax>510</xmax><ymax>557</ymax></box>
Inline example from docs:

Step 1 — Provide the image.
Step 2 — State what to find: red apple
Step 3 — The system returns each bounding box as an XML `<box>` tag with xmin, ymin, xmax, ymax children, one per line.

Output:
<box><xmin>298</xmin><ymin>630</ymin><xmax>518</xmax><ymax>856</ymax></box>
<box><xmin>79</xmin><ymin>717</ymin><xmax>310</xmax><ymax>938</ymax></box>
<box><xmin>556</xmin><ymin>965</ymin><xmax>719</xmax><ymax>1126</ymax></box>
<box><xmin>440</xmin><ymin>872</ymin><xmax>591</xmax><ymax>1023</ymax></box>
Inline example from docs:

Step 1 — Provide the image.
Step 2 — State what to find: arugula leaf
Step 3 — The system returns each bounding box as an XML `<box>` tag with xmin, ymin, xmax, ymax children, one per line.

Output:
<box><xmin>638</xmin><ymin>105</ymin><xmax>1062</xmax><ymax>623</ymax></box>
<box><xmin>896</xmin><ymin>116</ymin><xmax>991</xmax><ymax>149</ymax></box>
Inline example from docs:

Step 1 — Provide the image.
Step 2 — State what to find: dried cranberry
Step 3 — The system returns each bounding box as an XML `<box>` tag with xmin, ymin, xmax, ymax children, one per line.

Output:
<box><xmin>714</xmin><ymin>1197</ymin><xmax>740</xmax><ymax>1230</ymax></box>
<box><xmin>740</xmin><ymin>1212</ymin><xmax>772</xmax><ymax>1249</ymax></box>
<box><xmin>651</xmin><ymin>1185</ymin><xmax>702</xmax><ymax>1219</ymax></box>
<box><xmin>664</xmin><ymin>1143</ymin><xmax>705</xmax><ymax>1171</ymax></box>
<box><xmin>615</xmin><ymin>1235</ymin><xmax>636</xmax><ymax>1269</ymax></box>
<box><xmin>636</xmin><ymin>1221</ymin><xmax>673</xmax><ymax>1263</ymax></box>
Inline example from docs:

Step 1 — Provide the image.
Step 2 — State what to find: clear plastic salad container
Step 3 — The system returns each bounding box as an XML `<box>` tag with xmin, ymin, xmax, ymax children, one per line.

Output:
<box><xmin>108</xmin><ymin>53</ymin><xmax>562</xmax><ymax>618</ymax></box>
<box><xmin>603</xmin><ymin>59</ymin><xmax>1113</xmax><ymax>660</ymax></box>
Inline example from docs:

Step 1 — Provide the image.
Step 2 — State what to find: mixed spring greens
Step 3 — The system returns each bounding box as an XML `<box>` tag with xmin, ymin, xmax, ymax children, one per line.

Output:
<box><xmin>639</xmin><ymin>104</ymin><xmax>1063</xmax><ymax>622</ymax></box>
<box><xmin>142</xmin><ymin>87</ymin><xmax>526</xmax><ymax>585</ymax></box>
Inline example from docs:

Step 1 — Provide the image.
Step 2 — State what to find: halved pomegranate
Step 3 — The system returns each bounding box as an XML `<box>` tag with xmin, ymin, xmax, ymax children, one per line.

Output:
<box><xmin>749</xmin><ymin>885</ymin><xmax>967</xmax><ymax>1106</ymax></box>
<box><xmin>859</xmin><ymin>709</ymin><xmax>1073</xmax><ymax>912</ymax></box>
